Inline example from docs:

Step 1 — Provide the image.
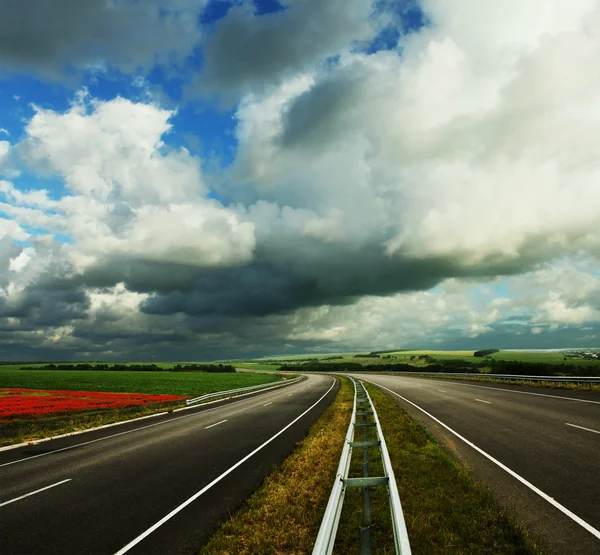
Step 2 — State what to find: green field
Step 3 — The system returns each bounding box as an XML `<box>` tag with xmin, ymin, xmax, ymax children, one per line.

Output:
<box><xmin>0</xmin><ymin>368</ymin><xmax>281</xmax><ymax>397</ymax></box>
<box><xmin>238</xmin><ymin>349</ymin><xmax>600</xmax><ymax>369</ymax></box>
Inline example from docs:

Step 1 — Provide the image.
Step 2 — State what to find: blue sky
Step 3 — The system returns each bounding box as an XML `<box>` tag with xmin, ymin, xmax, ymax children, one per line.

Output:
<box><xmin>0</xmin><ymin>0</ymin><xmax>599</xmax><ymax>360</ymax></box>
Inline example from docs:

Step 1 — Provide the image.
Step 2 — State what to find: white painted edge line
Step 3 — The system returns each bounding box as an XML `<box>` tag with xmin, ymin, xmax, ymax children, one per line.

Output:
<box><xmin>204</xmin><ymin>419</ymin><xmax>227</xmax><ymax>430</ymax></box>
<box><xmin>437</xmin><ymin>389</ymin><xmax>447</xmax><ymax>393</ymax></box>
<box><xmin>263</xmin><ymin>402</ymin><xmax>273</xmax><ymax>407</ymax></box>
<box><xmin>0</xmin><ymin>377</ymin><xmax>306</xmax><ymax>453</ymax></box>
<box><xmin>371</xmin><ymin>381</ymin><xmax>600</xmax><ymax>541</ymax></box>
<box><xmin>0</xmin><ymin>379</ymin><xmax>306</xmax><ymax>468</ymax></box>
<box><xmin>565</xmin><ymin>423</ymin><xmax>600</xmax><ymax>435</ymax></box>
<box><xmin>475</xmin><ymin>399</ymin><xmax>492</xmax><ymax>405</ymax></box>
<box><xmin>113</xmin><ymin>378</ymin><xmax>337</xmax><ymax>555</ymax></box>
<box><xmin>0</xmin><ymin>479</ymin><xmax>71</xmax><ymax>508</ymax></box>
<box><xmin>421</xmin><ymin>380</ymin><xmax>600</xmax><ymax>405</ymax></box>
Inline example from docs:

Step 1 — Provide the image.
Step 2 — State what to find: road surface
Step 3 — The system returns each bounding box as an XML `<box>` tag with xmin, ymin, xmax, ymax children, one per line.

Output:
<box><xmin>0</xmin><ymin>374</ymin><xmax>337</xmax><ymax>554</ymax></box>
<box><xmin>351</xmin><ymin>373</ymin><xmax>600</xmax><ymax>555</ymax></box>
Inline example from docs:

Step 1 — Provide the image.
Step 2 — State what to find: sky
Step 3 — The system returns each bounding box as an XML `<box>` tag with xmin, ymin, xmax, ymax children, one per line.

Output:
<box><xmin>1</xmin><ymin>0</ymin><xmax>600</xmax><ymax>361</ymax></box>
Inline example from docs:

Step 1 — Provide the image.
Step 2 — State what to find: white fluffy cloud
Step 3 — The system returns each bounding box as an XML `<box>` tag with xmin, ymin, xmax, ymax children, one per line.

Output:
<box><xmin>5</xmin><ymin>94</ymin><xmax>256</xmax><ymax>272</ymax></box>
<box><xmin>2</xmin><ymin>0</ymin><xmax>600</xmax><ymax>358</ymax></box>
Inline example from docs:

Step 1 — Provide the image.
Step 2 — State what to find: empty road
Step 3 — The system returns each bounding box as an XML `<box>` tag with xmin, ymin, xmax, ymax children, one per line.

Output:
<box><xmin>0</xmin><ymin>374</ymin><xmax>337</xmax><ymax>554</ymax></box>
<box><xmin>351</xmin><ymin>373</ymin><xmax>600</xmax><ymax>555</ymax></box>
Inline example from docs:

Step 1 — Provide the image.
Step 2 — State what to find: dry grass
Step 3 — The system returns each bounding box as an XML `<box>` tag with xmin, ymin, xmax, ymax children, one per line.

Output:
<box><xmin>199</xmin><ymin>377</ymin><xmax>353</xmax><ymax>554</ymax></box>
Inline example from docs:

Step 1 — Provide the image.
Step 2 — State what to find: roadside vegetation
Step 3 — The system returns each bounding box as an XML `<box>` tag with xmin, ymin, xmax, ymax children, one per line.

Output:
<box><xmin>199</xmin><ymin>377</ymin><xmax>543</xmax><ymax>554</ymax></box>
<box><xmin>200</xmin><ymin>376</ymin><xmax>354</xmax><ymax>554</ymax></box>
<box><xmin>0</xmin><ymin>368</ymin><xmax>282</xmax><ymax>446</ymax></box>
<box><xmin>0</xmin><ymin>367</ymin><xmax>280</xmax><ymax>396</ymax></box>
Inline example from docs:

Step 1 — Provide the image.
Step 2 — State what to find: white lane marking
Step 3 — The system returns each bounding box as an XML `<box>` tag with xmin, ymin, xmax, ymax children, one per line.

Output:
<box><xmin>0</xmin><ymin>479</ymin><xmax>71</xmax><ymax>508</ymax></box>
<box><xmin>287</xmin><ymin>393</ymin><xmax>293</xmax><ymax>396</ymax></box>
<box><xmin>370</xmin><ymin>381</ymin><xmax>600</xmax><ymax>541</ymax></box>
<box><xmin>565</xmin><ymin>423</ymin><xmax>600</xmax><ymax>435</ymax></box>
<box><xmin>0</xmin><ymin>378</ymin><xmax>313</xmax><ymax>467</ymax></box>
<box><xmin>114</xmin><ymin>378</ymin><xmax>336</xmax><ymax>555</ymax></box>
<box><xmin>437</xmin><ymin>389</ymin><xmax>447</xmax><ymax>393</ymax></box>
<box><xmin>0</xmin><ymin>378</ymin><xmax>303</xmax><ymax>454</ymax></box>
<box><xmin>418</xmin><ymin>380</ymin><xmax>600</xmax><ymax>405</ymax></box>
<box><xmin>475</xmin><ymin>399</ymin><xmax>492</xmax><ymax>405</ymax></box>
<box><xmin>204</xmin><ymin>420</ymin><xmax>227</xmax><ymax>430</ymax></box>
<box><xmin>263</xmin><ymin>402</ymin><xmax>273</xmax><ymax>407</ymax></box>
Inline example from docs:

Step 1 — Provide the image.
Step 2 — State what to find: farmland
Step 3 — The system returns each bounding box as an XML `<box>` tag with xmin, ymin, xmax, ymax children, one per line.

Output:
<box><xmin>0</xmin><ymin>367</ymin><xmax>281</xmax><ymax>397</ymax></box>
<box><xmin>0</xmin><ymin>388</ymin><xmax>185</xmax><ymax>421</ymax></box>
<box><xmin>0</xmin><ymin>367</ymin><xmax>282</xmax><ymax>445</ymax></box>
<box><xmin>236</xmin><ymin>348</ymin><xmax>600</xmax><ymax>369</ymax></box>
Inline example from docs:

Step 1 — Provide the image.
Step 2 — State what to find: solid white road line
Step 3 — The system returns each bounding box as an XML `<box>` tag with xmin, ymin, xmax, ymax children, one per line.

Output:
<box><xmin>0</xmin><ymin>479</ymin><xmax>71</xmax><ymax>508</ymax></box>
<box><xmin>565</xmin><ymin>423</ymin><xmax>600</xmax><ymax>435</ymax></box>
<box><xmin>114</xmin><ymin>378</ymin><xmax>336</xmax><ymax>555</ymax></box>
<box><xmin>416</xmin><ymin>380</ymin><xmax>600</xmax><ymax>405</ymax></box>
<box><xmin>204</xmin><ymin>420</ymin><xmax>227</xmax><ymax>430</ymax></box>
<box><xmin>475</xmin><ymin>399</ymin><xmax>492</xmax><ymax>404</ymax></box>
<box><xmin>369</xmin><ymin>381</ymin><xmax>600</xmax><ymax>541</ymax></box>
<box><xmin>0</xmin><ymin>378</ymin><xmax>306</xmax><ymax>453</ymax></box>
<box><xmin>437</xmin><ymin>389</ymin><xmax>447</xmax><ymax>393</ymax></box>
<box><xmin>0</xmin><ymin>379</ymin><xmax>313</xmax><ymax>467</ymax></box>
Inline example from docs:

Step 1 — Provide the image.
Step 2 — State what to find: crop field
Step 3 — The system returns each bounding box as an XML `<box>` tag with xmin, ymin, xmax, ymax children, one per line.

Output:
<box><xmin>239</xmin><ymin>349</ymin><xmax>600</xmax><ymax>369</ymax></box>
<box><xmin>0</xmin><ymin>368</ymin><xmax>281</xmax><ymax>397</ymax></box>
<box><xmin>0</xmin><ymin>388</ymin><xmax>185</xmax><ymax>421</ymax></box>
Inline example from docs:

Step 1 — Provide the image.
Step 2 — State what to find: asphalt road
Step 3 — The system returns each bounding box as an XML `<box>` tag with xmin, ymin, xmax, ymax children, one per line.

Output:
<box><xmin>0</xmin><ymin>374</ymin><xmax>338</xmax><ymax>555</ymax></box>
<box><xmin>350</xmin><ymin>373</ymin><xmax>600</xmax><ymax>555</ymax></box>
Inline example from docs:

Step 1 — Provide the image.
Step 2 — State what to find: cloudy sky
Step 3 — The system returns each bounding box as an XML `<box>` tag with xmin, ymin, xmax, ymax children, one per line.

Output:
<box><xmin>1</xmin><ymin>0</ymin><xmax>599</xmax><ymax>361</ymax></box>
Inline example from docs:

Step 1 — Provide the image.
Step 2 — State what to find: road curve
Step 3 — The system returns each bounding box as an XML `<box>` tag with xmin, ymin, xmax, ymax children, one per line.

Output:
<box><xmin>350</xmin><ymin>373</ymin><xmax>600</xmax><ymax>555</ymax></box>
<box><xmin>0</xmin><ymin>373</ymin><xmax>338</xmax><ymax>555</ymax></box>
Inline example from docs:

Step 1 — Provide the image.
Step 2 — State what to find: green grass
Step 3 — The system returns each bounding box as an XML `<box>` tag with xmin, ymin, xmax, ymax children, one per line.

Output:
<box><xmin>199</xmin><ymin>377</ymin><xmax>542</xmax><ymax>554</ymax></box>
<box><xmin>242</xmin><ymin>349</ymin><xmax>600</xmax><ymax>368</ymax></box>
<box><xmin>0</xmin><ymin>369</ymin><xmax>283</xmax><ymax>446</ymax></box>
<box><xmin>359</xmin><ymin>384</ymin><xmax>543</xmax><ymax>554</ymax></box>
<box><xmin>0</xmin><ymin>368</ymin><xmax>280</xmax><ymax>396</ymax></box>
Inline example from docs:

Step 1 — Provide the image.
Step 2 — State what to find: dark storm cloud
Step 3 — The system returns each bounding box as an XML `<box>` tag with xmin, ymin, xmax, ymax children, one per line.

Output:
<box><xmin>0</xmin><ymin>0</ymin><xmax>202</xmax><ymax>76</ymax></box>
<box><xmin>197</xmin><ymin>0</ymin><xmax>373</xmax><ymax>96</ymax></box>
<box><xmin>0</xmin><ymin>279</ymin><xmax>89</xmax><ymax>326</ymax></box>
<box><xmin>71</xmin><ymin>238</ymin><xmax>543</xmax><ymax>320</ymax></box>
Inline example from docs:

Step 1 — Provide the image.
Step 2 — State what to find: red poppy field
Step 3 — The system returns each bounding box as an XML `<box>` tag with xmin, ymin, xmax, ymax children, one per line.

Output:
<box><xmin>0</xmin><ymin>388</ymin><xmax>186</xmax><ymax>421</ymax></box>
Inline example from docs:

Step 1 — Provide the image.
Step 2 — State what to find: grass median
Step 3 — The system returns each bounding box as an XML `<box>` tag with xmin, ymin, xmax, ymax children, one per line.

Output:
<box><xmin>200</xmin><ymin>377</ymin><xmax>543</xmax><ymax>554</ymax></box>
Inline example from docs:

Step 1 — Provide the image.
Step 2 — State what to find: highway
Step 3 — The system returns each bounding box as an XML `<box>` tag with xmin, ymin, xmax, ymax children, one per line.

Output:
<box><xmin>0</xmin><ymin>374</ymin><xmax>337</xmax><ymax>555</ymax></box>
<box><xmin>351</xmin><ymin>373</ymin><xmax>600</xmax><ymax>555</ymax></box>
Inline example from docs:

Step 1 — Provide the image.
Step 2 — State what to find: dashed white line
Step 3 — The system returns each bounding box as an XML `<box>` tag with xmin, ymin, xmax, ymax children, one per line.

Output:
<box><xmin>263</xmin><ymin>402</ymin><xmax>273</xmax><ymax>407</ymax></box>
<box><xmin>421</xmin><ymin>380</ymin><xmax>600</xmax><ymax>405</ymax></box>
<box><xmin>475</xmin><ymin>399</ymin><xmax>491</xmax><ymax>404</ymax></box>
<box><xmin>204</xmin><ymin>420</ymin><xmax>227</xmax><ymax>429</ymax></box>
<box><xmin>0</xmin><ymin>479</ymin><xmax>72</xmax><ymax>508</ymax></box>
<box><xmin>437</xmin><ymin>389</ymin><xmax>447</xmax><ymax>393</ymax></box>
<box><xmin>367</xmin><ymin>380</ymin><xmax>600</xmax><ymax>542</ymax></box>
<box><xmin>114</xmin><ymin>378</ymin><xmax>336</xmax><ymax>554</ymax></box>
<box><xmin>565</xmin><ymin>423</ymin><xmax>600</xmax><ymax>435</ymax></box>
<box><xmin>287</xmin><ymin>393</ymin><xmax>293</xmax><ymax>396</ymax></box>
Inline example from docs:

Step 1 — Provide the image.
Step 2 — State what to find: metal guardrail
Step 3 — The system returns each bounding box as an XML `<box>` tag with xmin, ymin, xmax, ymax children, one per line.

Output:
<box><xmin>395</xmin><ymin>372</ymin><xmax>600</xmax><ymax>385</ymax></box>
<box><xmin>186</xmin><ymin>376</ymin><xmax>303</xmax><ymax>405</ymax></box>
<box><xmin>313</xmin><ymin>377</ymin><xmax>411</xmax><ymax>555</ymax></box>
